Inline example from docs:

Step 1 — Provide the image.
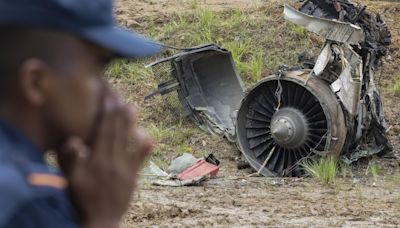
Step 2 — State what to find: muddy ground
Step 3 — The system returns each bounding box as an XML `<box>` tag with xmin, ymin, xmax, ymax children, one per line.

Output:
<box><xmin>115</xmin><ymin>0</ymin><xmax>400</xmax><ymax>227</ymax></box>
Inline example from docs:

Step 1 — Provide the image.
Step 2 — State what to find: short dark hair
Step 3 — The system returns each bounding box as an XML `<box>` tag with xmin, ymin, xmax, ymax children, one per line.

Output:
<box><xmin>0</xmin><ymin>26</ymin><xmax>76</xmax><ymax>99</ymax></box>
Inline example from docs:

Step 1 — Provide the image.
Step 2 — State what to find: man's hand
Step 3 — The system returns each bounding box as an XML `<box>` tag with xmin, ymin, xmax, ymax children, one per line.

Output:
<box><xmin>58</xmin><ymin>95</ymin><xmax>153</xmax><ymax>228</ymax></box>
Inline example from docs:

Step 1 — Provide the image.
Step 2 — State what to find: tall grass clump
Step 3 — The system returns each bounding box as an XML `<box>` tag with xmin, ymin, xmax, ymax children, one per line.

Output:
<box><xmin>302</xmin><ymin>156</ymin><xmax>338</xmax><ymax>184</ymax></box>
<box><xmin>366</xmin><ymin>160</ymin><xmax>382</xmax><ymax>181</ymax></box>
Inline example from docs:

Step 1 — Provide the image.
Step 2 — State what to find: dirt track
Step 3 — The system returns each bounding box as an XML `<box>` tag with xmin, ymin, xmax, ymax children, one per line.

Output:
<box><xmin>124</xmin><ymin>177</ymin><xmax>399</xmax><ymax>227</ymax></box>
<box><xmin>115</xmin><ymin>0</ymin><xmax>400</xmax><ymax>227</ymax></box>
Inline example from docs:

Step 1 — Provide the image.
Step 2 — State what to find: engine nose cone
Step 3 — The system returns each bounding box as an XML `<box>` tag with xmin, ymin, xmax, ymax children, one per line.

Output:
<box><xmin>271</xmin><ymin>119</ymin><xmax>293</xmax><ymax>143</ymax></box>
<box><xmin>271</xmin><ymin>107</ymin><xmax>308</xmax><ymax>149</ymax></box>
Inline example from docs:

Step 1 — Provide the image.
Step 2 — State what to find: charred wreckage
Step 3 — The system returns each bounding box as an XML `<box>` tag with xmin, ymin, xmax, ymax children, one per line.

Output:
<box><xmin>146</xmin><ymin>0</ymin><xmax>393</xmax><ymax>177</ymax></box>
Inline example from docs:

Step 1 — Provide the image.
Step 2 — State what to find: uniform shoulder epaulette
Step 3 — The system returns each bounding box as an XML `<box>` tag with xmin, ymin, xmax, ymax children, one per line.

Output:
<box><xmin>27</xmin><ymin>173</ymin><xmax>67</xmax><ymax>189</ymax></box>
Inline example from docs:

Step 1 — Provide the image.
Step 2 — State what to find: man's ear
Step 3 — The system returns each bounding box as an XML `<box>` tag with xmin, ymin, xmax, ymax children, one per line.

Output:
<box><xmin>18</xmin><ymin>59</ymin><xmax>52</xmax><ymax>106</ymax></box>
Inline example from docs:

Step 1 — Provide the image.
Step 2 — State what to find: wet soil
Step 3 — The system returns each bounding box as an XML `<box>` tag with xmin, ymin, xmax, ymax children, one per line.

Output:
<box><xmin>123</xmin><ymin>177</ymin><xmax>399</xmax><ymax>227</ymax></box>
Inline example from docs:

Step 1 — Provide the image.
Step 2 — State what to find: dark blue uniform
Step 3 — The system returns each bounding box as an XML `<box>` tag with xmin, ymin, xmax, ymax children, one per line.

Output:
<box><xmin>0</xmin><ymin>120</ymin><xmax>78</xmax><ymax>228</ymax></box>
<box><xmin>0</xmin><ymin>0</ymin><xmax>160</xmax><ymax>226</ymax></box>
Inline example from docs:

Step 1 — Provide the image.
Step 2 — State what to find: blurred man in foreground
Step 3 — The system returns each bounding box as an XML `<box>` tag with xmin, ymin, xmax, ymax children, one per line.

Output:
<box><xmin>0</xmin><ymin>0</ymin><xmax>160</xmax><ymax>227</ymax></box>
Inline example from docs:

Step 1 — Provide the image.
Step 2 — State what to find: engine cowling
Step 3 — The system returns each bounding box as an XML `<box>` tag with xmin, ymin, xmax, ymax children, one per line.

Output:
<box><xmin>236</xmin><ymin>71</ymin><xmax>347</xmax><ymax>176</ymax></box>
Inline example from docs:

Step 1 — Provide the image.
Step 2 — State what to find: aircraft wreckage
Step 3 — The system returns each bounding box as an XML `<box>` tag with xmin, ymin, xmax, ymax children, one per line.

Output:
<box><xmin>146</xmin><ymin>0</ymin><xmax>393</xmax><ymax>177</ymax></box>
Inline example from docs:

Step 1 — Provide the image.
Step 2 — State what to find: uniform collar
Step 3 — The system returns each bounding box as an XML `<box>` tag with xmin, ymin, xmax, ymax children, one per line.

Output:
<box><xmin>0</xmin><ymin>119</ymin><xmax>44</xmax><ymax>164</ymax></box>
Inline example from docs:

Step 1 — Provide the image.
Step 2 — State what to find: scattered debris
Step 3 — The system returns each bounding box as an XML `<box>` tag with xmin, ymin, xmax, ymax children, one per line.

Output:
<box><xmin>205</xmin><ymin>153</ymin><xmax>220</xmax><ymax>166</ymax></box>
<box><xmin>296</xmin><ymin>0</ymin><xmax>393</xmax><ymax>160</ymax></box>
<box><xmin>142</xmin><ymin>161</ymin><xmax>169</xmax><ymax>178</ymax></box>
<box><xmin>142</xmin><ymin>153</ymin><xmax>220</xmax><ymax>186</ymax></box>
<box><xmin>151</xmin><ymin>176</ymin><xmax>206</xmax><ymax>187</ymax></box>
<box><xmin>167</xmin><ymin>153</ymin><xmax>198</xmax><ymax>176</ymax></box>
<box><xmin>341</xmin><ymin>145</ymin><xmax>386</xmax><ymax>164</ymax></box>
<box><xmin>177</xmin><ymin>160</ymin><xmax>219</xmax><ymax>180</ymax></box>
<box><xmin>146</xmin><ymin>0</ymin><xmax>392</xmax><ymax>177</ymax></box>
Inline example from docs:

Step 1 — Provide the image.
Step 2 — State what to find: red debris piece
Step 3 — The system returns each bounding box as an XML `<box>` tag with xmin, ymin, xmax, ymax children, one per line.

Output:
<box><xmin>177</xmin><ymin>160</ymin><xmax>219</xmax><ymax>181</ymax></box>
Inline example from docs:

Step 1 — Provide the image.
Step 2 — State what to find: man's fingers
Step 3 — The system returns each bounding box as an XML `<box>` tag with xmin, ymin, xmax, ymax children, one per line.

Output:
<box><xmin>59</xmin><ymin>137</ymin><xmax>88</xmax><ymax>178</ymax></box>
<box><xmin>92</xmin><ymin>105</ymin><xmax>119</xmax><ymax>161</ymax></box>
<box><xmin>93</xmin><ymin>91</ymin><xmax>138</xmax><ymax>160</ymax></box>
<box><xmin>112</xmin><ymin>107</ymin><xmax>134</xmax><ymax>162</ymax></box>
<box><xmin>129</xmin><ymin>128</ymin><xmax>154</xmax><ymax>172</ymax></box>
<box><xmin>128</xmin><ymin>104</ymin><xmax>139</xmax><ymax>129</ymax></box>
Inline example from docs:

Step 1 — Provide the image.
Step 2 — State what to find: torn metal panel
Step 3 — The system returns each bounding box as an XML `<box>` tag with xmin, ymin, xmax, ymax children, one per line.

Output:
<box><xmin>331</xmin><ymin>45</ymin><xmax>363</xmax><ymax>116</ymax></box>
<box><xmin>147</xmin><ymin>44</ymin><xmax>245</xmax><ymax>141</ymax></box>
<box><xmin>313</xmin><ymin>43</ymin><xmax>333</xmax><ymax>76</ymax></box>
<box><xmin>299</xmin><ymin>0</ymin><xmax>392</xmax><ymax>69</ymax></box>
<box><xmin>341</xmin><ymin>145</ymin><xmax>386</xmax><ymax>164</ymax></box>
<box><xmin>284</xmin><ymin>4</ymin><xmax>364</xmax><ymax>44</ymax></box>
<box><xmin>146</xmin><ymin>43</ymin><xmax>220</xmax><ymax>68</ymax></box>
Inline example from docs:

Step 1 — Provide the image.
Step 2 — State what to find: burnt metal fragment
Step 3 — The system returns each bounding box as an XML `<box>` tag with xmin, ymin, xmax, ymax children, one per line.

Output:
<box><xmin>147</xmin><ymin>44</ymin><xmax>244</xmax><ymax>141</ymax></box>
<box><xmin>299</xmin><ymin>0</ymin><xmax>392</xmax><ymax>69</ymax></box>
<box><xmin>296</xmin><ymin>0</ymin><xmax>393</xmax><ymax>161</ymax></box>
<box><xmin>233</xmin><ymin>1</ymin><xmax>392</xmax><ymax>176</ymax></box>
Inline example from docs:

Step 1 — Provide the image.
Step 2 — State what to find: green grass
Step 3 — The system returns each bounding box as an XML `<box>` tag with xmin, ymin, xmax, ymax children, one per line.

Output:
<box><xmin>146</xmin><ymin>122</ymin><xmax>196</xmax><ymax>153</ymax></box>
<box><xmin>366</xmin><ymin>160</ymin><xmax>382</xmax><ymax>181</ymax></box>
<box><xmin>248</xmin><ymin>52</ymin><xmax>264</xmax><ymax>82</ymax></box>
<box><xmin>138</xmin><ymin>5</ymin><xmax>315</xmax><ymax>84</ymax></box>
<box><xmin>106</xmin><ymin>60</ymin><xmax>154</xmax><ymax>85</ymax></box>
<box><xmin>287</xmin><ymin>23</ymin><xmax>308</xmax><ymax>39</ymax></box>
<box><xmin>393</xmin><ymin>77</ymin><xmax>400</xmax><ymax>95</ymax></box>
<box><xmin>145</xmin><ymin>121</ymin><xmax>205</xmax><ymax>169</ymax></box>
<box><xmin>302</xmin><ymin>156</ymin><xmax>338</xmax><ymax>184</ymax></box>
